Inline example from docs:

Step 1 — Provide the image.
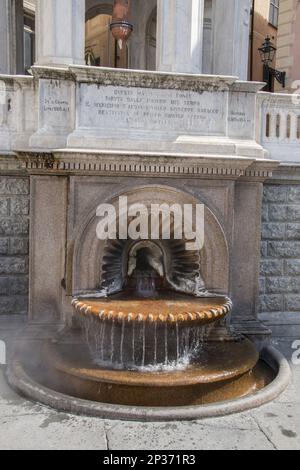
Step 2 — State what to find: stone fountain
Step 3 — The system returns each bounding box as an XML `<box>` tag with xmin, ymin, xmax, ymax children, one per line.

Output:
<box><xmin>5</xmin><ymin>66</ymin><xmax>290</xmax><ymax>419</ymax></box>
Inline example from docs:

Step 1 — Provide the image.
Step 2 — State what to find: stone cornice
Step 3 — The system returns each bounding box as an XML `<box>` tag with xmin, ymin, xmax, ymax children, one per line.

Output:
<box><xmin>16</xmin><ymin>150</ymin><xmax>278</xmax><ymax>181</ymax></box>
<box><xmin>30</xmin><ymin>66</ymin><xmax>74</xmax><ymax>81</ymax></box>
<box><xmin>68</xmin><ymin>65</ymin><xmax>238</xmax><ymax>92</ymax></box>
<box><xmin>231</xmin><ymin>81</ymin><xmax>265</xmax><ymax>94</ymax></box>
<box><xmin>0</xmin><ymin>153</ymin><xmax>25</xmax><ymax>174</ymax></box>
<box><xmin>258</xmin><ymin>91</ymin><xmax>300</xmax><ymax>109</ymax></box>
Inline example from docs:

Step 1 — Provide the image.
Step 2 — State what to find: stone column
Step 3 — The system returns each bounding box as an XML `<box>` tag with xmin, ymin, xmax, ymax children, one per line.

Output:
<box><xmin>212</xmin><ymin>0</ymin><xmax>251</xmax><ymax>80</ymax></box>
<box><xmin>35</xmin><ymin>0</ymin><xmax>85</xmax><ymax>67</ymax></box>
<box><xmin>156</xmin><ymin>0</ymin><xmax>205</xmax><ymax>74</ymax></box>
<box><xmin>0</xmin><ymin>0</ymin><xmax>23</xmax><ymax>75</ymax></box>
<box><xmin>0</xmin><ymin>0</ymin><xmax>11</xmax><ymax>74</ymax></box>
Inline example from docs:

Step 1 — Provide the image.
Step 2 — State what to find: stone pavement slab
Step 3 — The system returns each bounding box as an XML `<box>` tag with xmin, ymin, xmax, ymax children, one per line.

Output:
<box><xmin>103</xmin><ymin>419</ymin><xmax>275</xmax><ymax>450</ymax></box>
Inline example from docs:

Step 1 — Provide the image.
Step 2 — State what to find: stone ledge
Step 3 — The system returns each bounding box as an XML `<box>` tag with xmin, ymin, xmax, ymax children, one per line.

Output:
<box><xmin>266</xmin><ymin>164</ymin><xmax>300</xmax><ymax>184</ymax></box>
<box><xmin>16</xmin><ymin>150</ymin><xmax>279</xmax><ymax>182</ymax></box>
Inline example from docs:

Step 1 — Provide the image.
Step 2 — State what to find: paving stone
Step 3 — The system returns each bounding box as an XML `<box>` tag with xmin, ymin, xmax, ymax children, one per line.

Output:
<box><xmin>251</xmin><ymin>403</ymin><xmax>300</xmax><ymax>450</ymax></box>
<box><xmin>0</xmin><ymin>413</ymin><xmax>107</xmax><ymax>450</ymax></box>
<box><xmin>105</xmin><ymin>420</ymin><xmax>275</xmax><ymax>450</ymax></box>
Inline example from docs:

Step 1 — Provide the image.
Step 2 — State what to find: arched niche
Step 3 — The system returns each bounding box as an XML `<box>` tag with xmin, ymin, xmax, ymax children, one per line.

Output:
<box><xmin>72</xmin><ymin>185</ymin><xmax>229</xmax><ymax>297</ymax></box>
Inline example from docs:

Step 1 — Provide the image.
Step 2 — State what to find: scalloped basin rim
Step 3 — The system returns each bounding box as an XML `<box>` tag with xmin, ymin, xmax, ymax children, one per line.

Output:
<box><xmin>72</xmin><ymin>295</ymin><xmax>232</xmax><ymax>325</ymax></box>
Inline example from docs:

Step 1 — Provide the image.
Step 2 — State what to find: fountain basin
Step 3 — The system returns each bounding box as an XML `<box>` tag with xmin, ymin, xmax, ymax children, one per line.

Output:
<box><xmin>35</xmin><ymin>337</ymin><xmax>267</xmax><ymax>407</ymax></box>
<box><xmin>72</xmin><ymin>296</ymin><xmax>232</xmax><ymax>325</ymax></box>
<box><xmin>73</xmin><ymin>295</ymin><xmax>233</xmax><ymax>370</ymax></box>
<box><xmin>6</xmin><ymin>338</ymin><xmax>290</xmax><ymax>418</ymax></box>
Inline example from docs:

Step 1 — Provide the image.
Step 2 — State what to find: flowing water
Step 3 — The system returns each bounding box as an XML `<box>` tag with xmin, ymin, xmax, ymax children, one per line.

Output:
<box><xmin>80</xmin><ymin>315</ymin><xmax>209</xmax><ymax>372</ymax></box>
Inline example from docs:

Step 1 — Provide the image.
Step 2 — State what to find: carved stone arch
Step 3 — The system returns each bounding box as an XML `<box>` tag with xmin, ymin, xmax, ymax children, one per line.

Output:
<box><xmin>72</xmin><ymin>185</ymin><xmax>229</xmax><ymax>296</ymax></box>
<box><xmin>85</xmin><ymin>1</ymin><xmax>113</xmax><ymax>21</ymax></box>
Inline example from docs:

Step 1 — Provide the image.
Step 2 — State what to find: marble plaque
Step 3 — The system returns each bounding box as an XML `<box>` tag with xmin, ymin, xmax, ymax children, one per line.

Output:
<box><xmin>39</xmin><ymin>79</ymin><xmax>73</xmax><ymax>130</ymax></box>
<box><xmin>77</xmin><ymin>84</ymin><xmax>226</xmax><ymax>136</ymax></box>
<box><xmin>228</xmin><ymin>91</ymin><xmax>255</xmax><ymax>139</ymax></box>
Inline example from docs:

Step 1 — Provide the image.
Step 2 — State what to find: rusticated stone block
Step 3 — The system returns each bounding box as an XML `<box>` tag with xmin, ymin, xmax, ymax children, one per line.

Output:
<box><xmin>268</xmin><ymin>242</ymin><xmax>300</xmax><ymax>258</ymax></box>
<box><xmin>259</xmin><ymin>294</ymin><xmax>283</xmax><ymax>312</ymax></box>
<box><xmin>0</xmin><ymin>198</ymin><xmax>9</xmax><ymax>216</ymax></box>
<box><xmin>262</xmin><ymin>223</ymin><xmax>285</xmax><ymax>240</ymax></box>
<box><xmin>261</xmin><ymin>182</ymin><xmax>300</xmax><ymax>316</ymax></box>
<box><xmin>263</xmin><ymin>186</ymin><xmax>287</xmax><ymax>203</ymax></box>
<box><xmin>260</xmin><ymin>260</ymin><xmax>283</xmax><ymax>277</ymax></box>
<box><xmin>0</xmin><ymin>177</ymin><xmax>29</xmax><ymax>315</ymax></box>
<box><xmin>0</xmin><ymin>177</ymin><xmax>29</xmax><ymax>195</ymax></box>
<box><xmin>286</xmin><ymin>224</ymin><xmax>300</xmax><ymax>240</ymax></box>
<box><xmin>285</xmin><ymin>295</ymin><xmax>300</xmax><ymax>312</ymax></box>
<box><xmin>288</xmin><ymin>187</ymin><xmax>300</xmax><ymax>203</ymax></box>
<box><xmin>259</xmin><ymin>277</ymin><xmax>266</xmax><ymax>294</ymax></box>
<box><xmin>0</xmin><ymin>238</ymin><xmax>9</xmax><ymax>255</ymax></box>
<box><xmin>9</xmin><ymin>276</ymin><xmax>29</xmax><ymax>295</ymax></box>
<box><xmin>0</xmin><ymin>257</ymin><xmax>28</xmax><ymax>275</ymax></box>
<box><xmin>285</xmin><ymin>260</ymin><xmax>300</xmax><ymax>276</ymax></box>
<box><xmin>261</xmin><ymin>242</ymin><xmax>268</xmax><ymax>258</ymax></box>
<box><xmin>268</xmin><ymin>205</ymin><xmax>288</xmax><ymax>222</ymax></box>
<box><xmin>287</xmin><ymin>205</ymin><xmax>300</xmax><ymax>222</ymax></box>
<box><xmin>10</xmin><ymin>197</ymin><xmax>29</xmax><ymax>215</ymax></box>
<box><xmin>0</xmin><ymin>218</ymin><xmax>29</xmax><ymax>236</ymax></box>
<box><xmin>266</xmin><ymin>277</ymin><xmax>300</xmax><ymax>294</ymax></box>
<box><xmin>0</xmin><ymin>295</ymin><xmax>28</xmax><ymax>315</ymax></box>
<box><xmin>0</xmin><ymin>277</ymin><xmax>10</xmax><ymax>295</ymax></box>
<box><xmin>261</xmin><ymin>204</ymin><xmax>268</xmax><ymax>222</ymax></box>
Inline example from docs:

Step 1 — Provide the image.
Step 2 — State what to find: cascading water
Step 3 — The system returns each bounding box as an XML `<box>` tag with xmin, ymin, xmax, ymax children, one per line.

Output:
<box><xmin>80</xmin><ymin>312</ymin><xmax>209</xmax><ymax>371</ymax></box>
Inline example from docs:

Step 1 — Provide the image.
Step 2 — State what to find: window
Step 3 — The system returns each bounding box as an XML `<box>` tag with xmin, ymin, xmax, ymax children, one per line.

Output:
<box><xmin>85</xmin><ymin>13</ymin><xmax>128</xmax><ymax>69</ymax></box>
<box><xmin>269</xmin><ymin>0</ymin><xmax>280</xmax><ymax>27</ymax></box>
<box><xmin>24</xmin><ymin>14</ymin><xmax>35</xmax><ymax>74</ymax></box>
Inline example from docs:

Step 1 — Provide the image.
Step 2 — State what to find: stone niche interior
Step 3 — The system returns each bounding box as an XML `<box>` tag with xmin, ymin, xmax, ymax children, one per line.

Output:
<box><xmin>72</xmin><ymin>185</ymin><xmax>229</xmax><ymax>297</ymax></box>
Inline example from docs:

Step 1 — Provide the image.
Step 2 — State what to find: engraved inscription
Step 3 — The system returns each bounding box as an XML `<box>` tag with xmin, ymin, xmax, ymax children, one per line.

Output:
<box><xmin>79</xmin><ymin>85</ymin><xmax>226</xmax><ymax>134</ymax></box>
<box><xmin>40</xmin><ymin>79</ymin><xmax>72</xmax><ymax>129</ymax></box>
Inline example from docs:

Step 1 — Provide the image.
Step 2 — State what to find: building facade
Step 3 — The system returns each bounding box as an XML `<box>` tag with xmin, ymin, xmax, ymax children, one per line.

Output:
<box><xmin>249</xmin><ymin>0</ymin><xmax>279</xmax><ymax>83</ymax></box>
<box><xmin>275</xmin><ymin>0</ymin><xmax>300</xmax><ymax>92</ymax></box>
<box><xmin>0</xmin><ymin>0</ymin><xmax>299</xmax><ymax>339</ymax></box>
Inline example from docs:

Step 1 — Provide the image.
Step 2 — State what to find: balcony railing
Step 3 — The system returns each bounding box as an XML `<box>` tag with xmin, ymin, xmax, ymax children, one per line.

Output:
<box><xmin>257</xmin><ymin>92</ymin><xmax>300</xmax><ymax>162</ymax></box>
